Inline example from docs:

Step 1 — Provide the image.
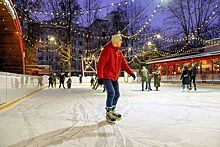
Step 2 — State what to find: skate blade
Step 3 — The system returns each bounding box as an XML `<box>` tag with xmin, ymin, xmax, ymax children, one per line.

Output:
<box><xmin>116</xmin><ymin>117</ymin><xmax>122</xmax><ymax>121</ymax></box>
<box><xmin>106</xmin><ymin>119</ymin><xmax>116</xmax><ymax>124</ymax></box>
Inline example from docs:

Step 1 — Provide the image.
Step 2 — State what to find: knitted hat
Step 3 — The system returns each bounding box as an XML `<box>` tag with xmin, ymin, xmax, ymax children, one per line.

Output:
<box><xmin>111</xmin><ymin>34</ymin><xmax>122</xmax><ymax>44</ymax></box>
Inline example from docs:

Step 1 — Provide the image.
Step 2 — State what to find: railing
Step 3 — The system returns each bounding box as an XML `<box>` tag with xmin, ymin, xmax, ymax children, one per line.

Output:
<box><xmin>0</xmin><ymin>72</ymin><xmax>48</xmax><ymax>108</ymax></box>
<box><xmin>161</xmin><ymin>74</ymin><xmax>220</xmax><ymax>83</ymax></box>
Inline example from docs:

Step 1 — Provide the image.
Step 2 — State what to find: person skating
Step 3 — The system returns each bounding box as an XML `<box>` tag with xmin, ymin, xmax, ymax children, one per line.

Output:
<box><xmin>180</xmin><ymin>64</ymin><xmax>190</xmax><ymax>91</ymax></box>
<box><xmin>153</xmin><ymin>68</ymin><xmax>161</xmax><ymax>91</ymax></box>
<box><xmin>189</xmin><ymin>63</ymin><xmax>197</xmax><ymax>91</ymax></box>
<box><xmin>52</xmin><ymin>73</ymin><xmax>57</xmax><ymax>87</ymax></box>
<box><xmin>140</xmin><ymin>66</ymin><xmax>149</xmax><ymax>91</ymax></box>
<box><xmin>90</xmin><ymin>76</ymin><xmax>95</xmax><ymax>87</ymax></box>
<box><xmin>79</xmin><ymin>75</ymin><xmax>82</xmax><ymax>84</ymax></box>
<box><xmin>66</xmin><ymin>77</ymin><xmax>72</xmax><ymax>89</ymax></box>
<box><xmin>97</xmin><ymin>34</ymin><xmax>136</xmax><ymax>123</ymax></box>
<box><xmin>37</xmin><ymin>76</ymin><xmax>43</xmax><ymax>87</ymax></box>
<box><xmin>48</xmin><ymin>75</ymin><xmax>53</xmax><ymax>88</ymax></box>
<box><xmin>147</xmin><ymin>72</ymin><xmax>152</xmax><ymax>91</ymax></box>
<box><xmin>93</xmin><ymin>79</ymin><xmax>99</xmax><ymax>90</ymax></box>
<box><xmin>92</xmin><ymin>75</ymin><xmax>98</xmax><ymax>89</ymax></box>
<box><xmin>59</xmin><ymin>73</ymin><xmax>65</xmax><ymax>89</ymax></box>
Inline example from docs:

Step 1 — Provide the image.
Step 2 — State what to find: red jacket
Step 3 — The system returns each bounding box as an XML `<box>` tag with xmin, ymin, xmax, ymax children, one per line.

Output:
<box><xmin>97</xmin><ymin>43</ymin><xmax>133</xmax><ymax>81</ymax></box>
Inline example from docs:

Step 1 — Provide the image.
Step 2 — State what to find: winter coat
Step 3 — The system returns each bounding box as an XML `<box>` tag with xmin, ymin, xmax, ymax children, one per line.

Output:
<box><xmin>190</xmin><ymin>66</ymin><xmax>197</xmax><ymax>77</ymax></box>
<box><xmin>48</xmin><ymin>76</ymin><xmax>53</xmax><ymax>82</ymax></box>
<box><xmin>140</xmin><ymin>67</ymin><xmax>149</xmax><ymax>81</ymax></box>
<box><xmin>153</xmin><ymin>71</ymin><xmax>161</xmax><ymax>87</ymax></box>
<box><xmin>59</xmin><ymin>74</ymin><xmax>65</xmax><ymax>83</ymax></box>
<box><xmin>180</xmin><ymin>69</ymin><xmax>190</xmax><ymax>84</ymax></box>
<box><xmin>97</xmin><ymin>43</ymin><xmax>133</xmax><ymax>80</ymax></box>
<box><xmin>52</xmin><ymin>75</ymin><xmax>57</xmax><ymax>83</ymax></box>
<box><xmin>66</xmin><ymin>78</ymin><xmax>72</xmax><ymax>84</ymax></box>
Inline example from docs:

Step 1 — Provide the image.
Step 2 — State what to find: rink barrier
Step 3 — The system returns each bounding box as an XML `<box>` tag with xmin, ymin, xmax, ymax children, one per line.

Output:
<box><xmin>0</xmin><ymin>86</ymin><xmax>47</xmax><ymax>111</ymax></box>
<box><xmin>0</xmin><ymin>72</ymin><xmax>49</xmax><ymax>111</ymax></box>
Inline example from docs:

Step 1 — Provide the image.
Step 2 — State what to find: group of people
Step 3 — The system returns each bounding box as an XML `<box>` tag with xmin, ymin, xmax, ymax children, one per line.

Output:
<box><xmin>46</xmin><ymin>33</ymin><xmax>199</xmax><ymax>124</ymax></box>
<box><xmin>140</xmin><ymin>63</ymin><xmax>198</xmax><ymax>92</ymax></box>
<box><xmin>180</xmin><ymin>63</ymin><xmax>198</xmax><ymax>91</ymax></box>
<box><xmin>140</xmin><ymin>66</ymin><xmax>161</xmax><ymax>91</ymax></box>
<box><xmin>48</xmin><ymin>73</ymin><xmax>72</xmax><ymax>89</ymax></box>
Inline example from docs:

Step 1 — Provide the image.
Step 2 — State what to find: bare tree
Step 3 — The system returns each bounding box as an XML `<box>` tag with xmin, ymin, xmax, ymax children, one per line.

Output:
<box><xmin>163</xmin><ymin>0</ymin><xmax>218</xmax><ymax>48</ymax></box>
<box><xmin>14</xmin><ymin>0</ymin><xmax>43</xmax><ymax>65</ymax></box>
<box><xmin>44</xmin><ymin>0</ymin><xmax>80</xmax><ymax>72</ymax></box>
<box><xmin>78</xmin><ymin>0</ymin><xmax>101</xmax><ymax>27</ymax></box>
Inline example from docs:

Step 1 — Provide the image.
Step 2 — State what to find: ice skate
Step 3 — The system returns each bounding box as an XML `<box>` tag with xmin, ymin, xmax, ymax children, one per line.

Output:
<box><xmin>112</xmin><ymin>110</ymin><xmax>122</xmax><ymax>120</ymax></box>
<box><xmin>106</xmin><ymin>111</ymin><xmax>116</xmax><ymax>124</ymax></box>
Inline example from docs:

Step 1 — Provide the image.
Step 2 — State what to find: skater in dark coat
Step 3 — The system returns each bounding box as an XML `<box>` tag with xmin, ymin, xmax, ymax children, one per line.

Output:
<box><xmin>48</xmin><ymin>75</ymin><xmax>53</xmax><ymax>88</ymax></box>
<box><xmin>79</xmin><ymin>75</ymin><xmax>82</xmax><ymax>83</ymax></box>
<box><xmin>97</xmin><ymin>34</ymin><xmax>136</xmax><ymax>123</ymax></box>
<box><xmin>59</xmin><ymin>73</ymin><xmax>65</xmax><ymax>89</ymax></box>
<box><xmin>90</xmin><ymin>76</ymin><xmax>95</xmax><ymax>86</ymax></box>
<box><xmin>189</xmin><ymin>64</ymin><xmax>197</xmax><ymax>91</ymax></box>
<box><xmin>180</xmin><ymin>64</ymin><xmax>190</xmax><ymax>91</ymax></box>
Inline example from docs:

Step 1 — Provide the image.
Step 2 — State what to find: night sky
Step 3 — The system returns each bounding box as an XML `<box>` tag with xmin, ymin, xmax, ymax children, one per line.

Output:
<box><xmin>98</xmin><ymin>0</ymin><xmax>164</xmax><ymax>27</ymax></box>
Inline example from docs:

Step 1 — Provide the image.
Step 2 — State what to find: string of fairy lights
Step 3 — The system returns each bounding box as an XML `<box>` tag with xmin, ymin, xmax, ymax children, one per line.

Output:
<box><xmin>15</xmin><ymin>0</ymin><xmax>164</xmax><ymax>41</ymax></box>
<box><xmin>23</xmin><ymin>28</ymin><xmax>220</xmax><ymax>62</ymax></box>
<box><xmin>34</xmin><ymin>35</ymin><xmax>220</xmax><ymax>64</ymax></box>
<box><xmin>19</xmin><ymin>2</ymin><xmax>219</xmax><ymax>45</ymax></box>
<box><xmin>19</xmin><ymin>0</ymin><xmax>163</xmax><ymax>56</ymax></box>
<box><xmin>121</xmin><ymin>23</ymin><xmax>220</xmax><ymax>61</ymax></box>
<box><xmin>23</xmin><ymin>26</ymin><xmax>220</xmax><ymax>63</ymax></box>
<box><xmin>71</xmin><ymin>35</ymin><xmax>220</xmax><ymax>64</ymax></box>
<box><xmin>15</xmin><ymin>0</ymin><xmax>138</xmax><ymax>42</ymax></box>
<box><xmin>15</xmin><ymin>0</ymin><xmax>133</xmax><ymax>17</ymax></box>
<box><xmin>133</xmin><ymin>2</ymin><xmax>220</xmax><ymax>57</ymax></box>
<box><xmin>160</xmin><ymin>4</ymin><xmax>219</xmax><ymax>43</ymax></box>
<box><xmin>121</xmin><ymin>3</ymin><xmax>161</xmax><ymax>38</ymax></box>
<box><xmin>4</xmin><ymin>0</ymin><xmax>219</xmax><ymax>65</ymax></box>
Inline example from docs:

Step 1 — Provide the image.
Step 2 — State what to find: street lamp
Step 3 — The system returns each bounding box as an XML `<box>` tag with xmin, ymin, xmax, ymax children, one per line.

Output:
<box><xmin>48</xmin><ymin>36</ymin><xmax>55</xmax><ymax>42</ymax></box>
<box><xmin>147</xmin><ymin>41</ymin><xmax>153</xmax><ymax>46</ymax></box>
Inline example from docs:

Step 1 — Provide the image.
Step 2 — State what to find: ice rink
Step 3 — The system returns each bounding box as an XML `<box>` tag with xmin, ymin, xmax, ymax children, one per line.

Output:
<box><xmin>0</xmin><ymin>83</ymin><xmax>220</xmax><ymax>147</ymax></box>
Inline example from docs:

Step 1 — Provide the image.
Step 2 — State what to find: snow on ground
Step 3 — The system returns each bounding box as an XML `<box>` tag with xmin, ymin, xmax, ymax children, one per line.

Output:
<box><xmin>0</xmin><ymin>83</ymin><xmax>220</xmax><ymax>147</ymax></box>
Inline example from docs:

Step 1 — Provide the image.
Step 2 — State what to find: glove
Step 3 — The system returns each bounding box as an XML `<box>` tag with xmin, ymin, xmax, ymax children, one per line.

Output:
<box><xmin>130</xmin><ymin>73</ymin><xmax>136</xmax><ymax>80</ymax></box>
<box><xmin>98</xmin><ymin>79</ymin><xmax>104</xmax><ymax>85</ymax></box>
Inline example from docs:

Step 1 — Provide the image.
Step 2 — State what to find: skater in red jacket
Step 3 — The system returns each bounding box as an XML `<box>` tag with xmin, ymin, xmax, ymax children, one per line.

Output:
<box><xmin>97</xmin><ymin>34</ymin><xmax>136</xmax><ymax>123</ymax></box>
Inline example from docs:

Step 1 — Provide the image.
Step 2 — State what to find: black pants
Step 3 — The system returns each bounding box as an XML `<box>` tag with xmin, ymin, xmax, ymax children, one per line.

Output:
<box><xmin>59</xmin><ymin>82</ymin><xmax>65</xmax><ymax>89</ymax></box>
<box><xmin>190</xmin><ymin>76</ymin><xmax>196</xmax><ymax>88</ymax></box>
<box><xmin>48</xmin><ymin>81</ymin><xmax>53</xmax><ymax>88</ymax></box>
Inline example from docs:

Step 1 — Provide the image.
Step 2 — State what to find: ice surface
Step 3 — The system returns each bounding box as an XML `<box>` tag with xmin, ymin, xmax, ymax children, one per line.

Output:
<box><xmin>0</xmin><ymin>83</ymin><xmax>220</xmax><ymax>147</ymax></box>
